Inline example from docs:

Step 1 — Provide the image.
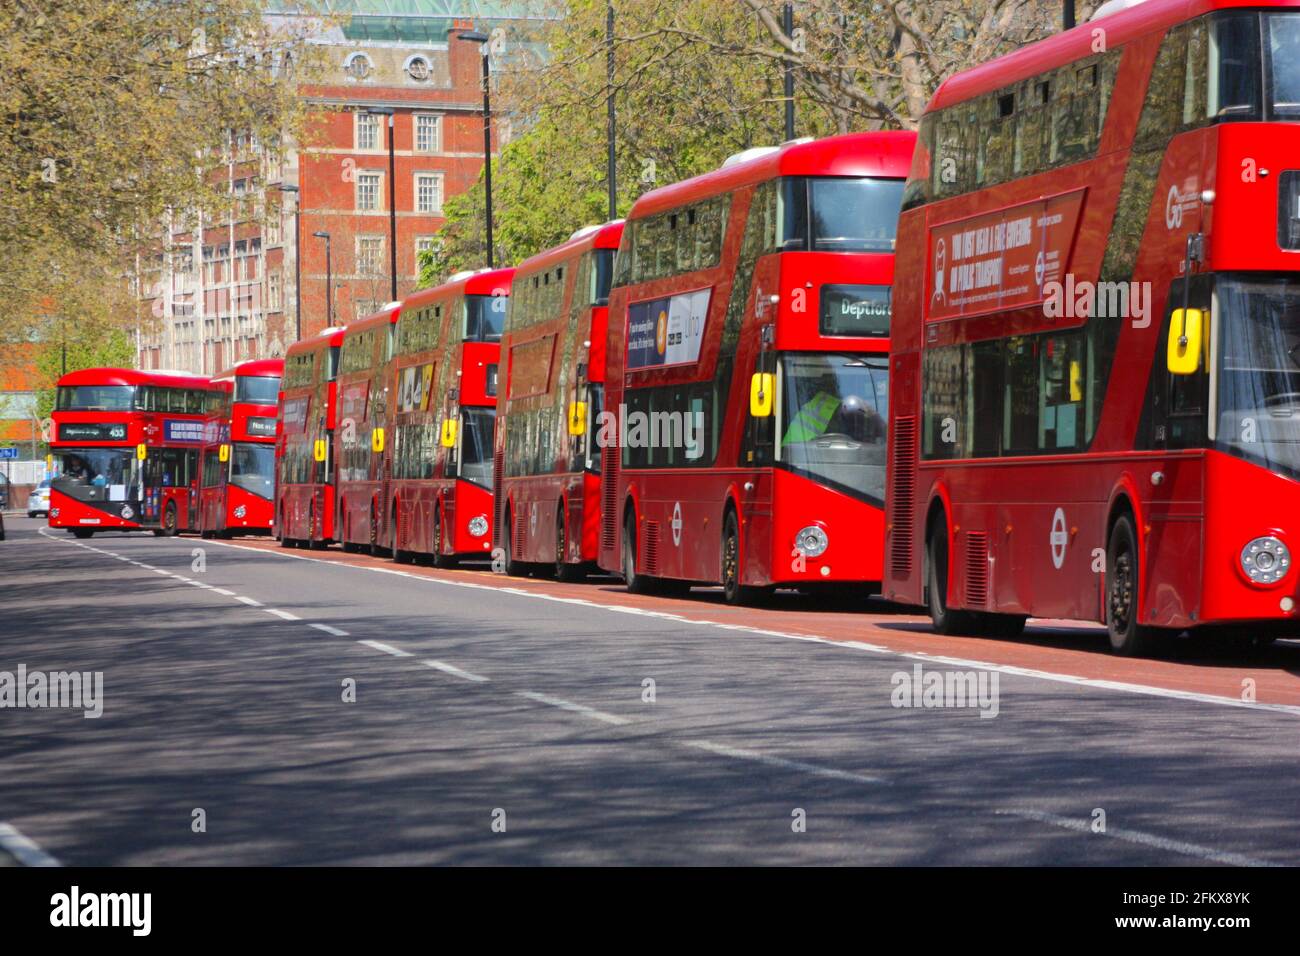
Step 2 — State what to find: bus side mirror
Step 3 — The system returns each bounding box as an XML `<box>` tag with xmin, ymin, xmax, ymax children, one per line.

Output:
<box><xmin>371</xmin><ymin>427</ymin><xmax>385</xmax><ymax>454</ymax></box>
<box><xmin>136</xmin><ymin>444</ymin><xmax>147</xmax><ymax>461</ymax></box>
<box><xmin>750</xmin><ymin>372</ymin><xmax>775</xmax><ymax>418</ymax></box>
<box><xmin>218</xmin><ymin>444</ymin><xmax>230</xmax><ymax>463</ymax></box>
<box><xmin>568</xmin><ymin>401</ymin><xmax>587</xmax><ymax>436</ymax></box>
<box><xmin>440</xmin><ymin>418</ymin><xmax>458</xmax><ymax>448</ymax></box>
<box><xmin>313</xmin><ymin>439</ymin><xmax>327</xmax><ymax>462</ymax></box>
<box><xmin>1167</xmin><ymin>308</ymin><xmax>1204</xmax><ymax>375</ymax></box>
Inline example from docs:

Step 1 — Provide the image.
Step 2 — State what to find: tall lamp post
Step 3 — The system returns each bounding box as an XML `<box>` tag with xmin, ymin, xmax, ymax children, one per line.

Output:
<box><xmin>312</xmin><ymin>231</ymin><xmax>332</xmax><ymax>327</ymax></box>
<box><xmin>276</xmin><ymin>183</ymin><xmax>302</xmax><ymax>342</ymax></box>
<box><xmin>457</xmin><ymin>29</ymin><xmax>495</xmax><ymax>268</ymax></box>
<box><xmin>368</xmin><ymin>107</ymin><xmax>399</xmax><ymax>301</ymax></box>
<box><xmin>1064</xmin><ymin>0</ymin><xmax>1076</xmax><ymax>29</ymax></box>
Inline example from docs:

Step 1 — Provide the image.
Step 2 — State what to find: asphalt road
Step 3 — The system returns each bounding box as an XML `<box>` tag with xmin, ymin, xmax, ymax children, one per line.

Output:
<box><xmin>1</xmin><ymin>514</ymin><xmax>1297</xmax><ymax>866</ymax></box>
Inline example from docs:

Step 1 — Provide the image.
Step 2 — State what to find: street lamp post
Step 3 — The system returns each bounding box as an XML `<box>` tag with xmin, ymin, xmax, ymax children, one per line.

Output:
<box><xmin>457</xmin><ymin>30</ymin><xmax>495</xmax><ymax>268</ymax></box>
<box><xmin>313</xmin><ymin>231</ymin><xmax>332</xmax><ymax>327</ymax></box>
<box><xmin>368</xmin><ymin>107</ymin><xmax>399</xmax><ymax>301</ymax></box>
<box><xmin>277</xmin><ymin>183</ymin><xmax>302</xmax><ymax>342</ymax></box>
<box><xmin>1064</xmin><ymin>0</ymin><xmax>1076</xmax><ymax>29</ymax></box>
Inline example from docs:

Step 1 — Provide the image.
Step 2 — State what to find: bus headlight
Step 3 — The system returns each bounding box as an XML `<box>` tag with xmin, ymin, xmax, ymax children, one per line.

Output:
<box><xmin>233</xmin><ymin>505</ymin><xmax>247</xmax><ymax>519</ymax></box>
<box><xmin>120</xmin><ymin>505</ymin><xmax>134</xmax><ymax>520</ymax></box>
<box><xmin>795</xmin><ymin>525</ymin><xmax>829</xmax><ymax>558</ymax></box>
<box><xmin>468</xmin><ymin>515</ymin><xmax>489</xmax><ymax>538</ymax></box>
<box><xmin>1241</xmin><ymin>536</ymin><xmax>1289</xmax><ymax>585</ymax></box>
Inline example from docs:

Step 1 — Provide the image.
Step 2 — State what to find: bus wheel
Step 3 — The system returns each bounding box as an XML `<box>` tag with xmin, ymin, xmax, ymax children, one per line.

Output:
<box><xmin>161</xmin><ymin>502</ymin><xmax>179</xmax><ymax>537</ymax></box>
<box><xmin>721</xmin><ymin>511</ymin><xmax>760</xmax><ymax>605</ymax></box>
<box><xmin>555</xmin><ymin>509</ymin><xmax>582</xmax><ymax>582</ymax></box>
<box><xmin>1106</xmin><ymin>514</ymin><xmax>1158</xmax><ymax>657</ymax></box>
<box><xmin>392</xmin><ymin>506</ymin><xmax>413</xmax><ymax>564</ymax></box>
<box><xmin>925</xmin><ymin>526</ymin><xmax>982</xmax><ymax>636</ymax></box>
<box><xmin>432</xmin><ymin>506</ymin><xmax>456</xmax><ymax>569</ymax></box>
<box><xmin>623</xmin><ymin>513</ymin><xmax>654</xmax><ymax>594</ymax></box>
<box><xmin>72</xmin><ymin>529</ymin><xmax>94</xmax><ymax>539</ymax></box>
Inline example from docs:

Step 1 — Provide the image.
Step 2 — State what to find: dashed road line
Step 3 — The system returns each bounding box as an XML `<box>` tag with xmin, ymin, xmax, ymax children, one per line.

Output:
<box><xmin>235</xmin><ymin>595</ymin><xmax>263</xmax><ymax>607</ymax></box>
<box><xmin>422</xmin><ymin>660</ymin><xmax>490</xmax><ymax>683</ymax></box>
<box><xmin>683</xmin><ymin>739</ymin><xmax>886</xmax><ymax>785</ymax></box>
<box><xmin>357</xmin><ymin>639</ymin><xmax>412</xmax><ymax>658</ymax></box>
<box><xmin>516</xmin><ymin>690</ymin><xmax>630</xmax><ymax>725</ymax></box>
<box><xmin>0</xmin><ymin>823</ymin><xmax>61</xmax><ymax>867</ymax></box>
<box><xmin>309</xmin><ymin>623</ymin><xmax>349</xmax><ymax>637</ymax></box>
<box><xmin>265</xmin><ymin>608</ymin><xmax>300</xmax><ymax>621</ymax></box>
<box><xmin>995</xmin><ymin>808</ymin><xmax>1278</xmax><ymax>868</ymax></box>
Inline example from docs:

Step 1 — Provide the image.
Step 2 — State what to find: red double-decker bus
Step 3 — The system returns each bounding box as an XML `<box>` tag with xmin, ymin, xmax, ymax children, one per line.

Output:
<box><xmin>379</xmin><ymin>267</ymin><xmax>513</xmax><ymax>564</ymax></box>
<box><xmin>334</xmin><ymin>303</ymin><xmax>401</xmax><ymax>553</ymax></box>
<box><xmin>598</xmin><ymin>132</ymin><xmax>915</xmax><ymax>602</ymax></box>
<box><xmin>197</xmin><ymin>358</ymin><xmax>283</xmax><ymax>538</ymax></box>
<box><xmin>886</xmin><ymin>0</ymin><xmax>1300</xmax><ymax>654</ymax></box>
<box><xmin>49</xmin><ymin>368</ymin><xmax>212</xmax><ymax>537</ymax></box>
<box><xmin>494</xmin><ymin>221</ymin><xmax>622</xmax><ymax>579</ymax></box>
<box><xmin>277</xmin><ymin>327</ymin><xmax>343</xmax><ymax>549</ymax></box>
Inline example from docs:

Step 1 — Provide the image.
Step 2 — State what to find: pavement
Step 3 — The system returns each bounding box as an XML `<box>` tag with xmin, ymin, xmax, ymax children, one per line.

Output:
<box><xmin>1</xmin><ymin>514</ymin><xmax>1297</xmax><ymax>866</ymax></box>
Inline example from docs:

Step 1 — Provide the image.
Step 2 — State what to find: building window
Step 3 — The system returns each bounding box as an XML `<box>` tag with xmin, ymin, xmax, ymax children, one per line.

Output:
<box><xmin>405</xmin><ymin>56</ymin><xmax>431</xmax><ymax>82</ymax></box>
<box><xmin>356</xmin><ymin>236</ymin><xmax>384</xmax><ymax>277</ymax></box>
<box><xmin>344</xmin><ymin>52</ymin><xmax>372</xmax><ymax>81</ymax></box>
<box><xmin>356</xmin><ymin>171</ymin><xmax>382</xmax><ymax>211</ymax></box>
<box><xmin>356</xmin><ymin>112</ymin><xmax>380</xmax><ymax>150</ymax></box>
<box><xmin>415</xmin><ymin>114</ymin><xmax>441</xmax><ymax>153</ymax></box>
<box><xmin>268</xmin><ymin>271</ymin><xmax>282</xmax><ymax>311</ymax></box>
<box><xmin>356</xmin><ymin>300</ymin><xmax>378</xmax><ymax>321</ymax></box>
<box><xmin>265</xmin><ymin>212</ymin><xmax>282</xmax><ymax>246</ymax></box>
<box><xmin>415</xmin><ymin>173</ymin><xmax>443</xmax><ymax>214</ymax></box>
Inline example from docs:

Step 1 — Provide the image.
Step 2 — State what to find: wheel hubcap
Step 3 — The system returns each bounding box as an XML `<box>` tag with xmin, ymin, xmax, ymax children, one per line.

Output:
<box><xmin>1111</xmin><ymin>551</ymin><xmax>1133</xmax><ymax>631</ymax></box>
<box><xmin>724</xmin><ymin>530</ymin><xmax>738</xmax><ymax>590</ymax></box>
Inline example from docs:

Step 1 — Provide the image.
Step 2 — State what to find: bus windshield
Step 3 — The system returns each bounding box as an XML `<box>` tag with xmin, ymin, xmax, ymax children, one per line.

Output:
<box><xmin>808</xmin><ymin>178</ymin><xmax>904</xmax><ymax>252</ymax></box>
<box><xmin>230</xmin><ymin>442</ymin><xmax>275</xmax><ymax>500</ymax></box>
<box><xmin>778</xmin><ymin>353</ymin><xmax>889</xmax><ymax>500</ymax></box>
<box><xmin>57</xmin><ymin>385</ymin><xmax>136</xmax><ymax>411</ymax></box>
<box><xmin>236</xmin><ymin>376</ymin><xmax>280</xmax><ymax>405</ymax></box>
<box><xmin>53</xmin><ymin>448</ymin><xmax>141</xmax><ymax>499</ymax></box>
<box><xmin>1216</xmin><ymin>275</ymin><xmax>1300</xmax><ymax>480</ymax></box>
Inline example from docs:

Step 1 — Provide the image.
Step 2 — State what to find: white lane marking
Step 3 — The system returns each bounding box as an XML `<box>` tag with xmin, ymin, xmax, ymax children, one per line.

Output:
<box><xmin>357</xmin><ymin>639</ymin><xmax>412</xmax><ymax>658</ymax></box>
<box><xmin>309</xmin><ymin>623</ymin><xmax>349</xmax><ymax>637</ymax></box>
<box><xmin>265</xmin><ymin>608</ymin><xmax>300</xmax><ymax>621</ymax></box>
<box><xmin>516</xmin><ymin>690</ymin><xmax>629</xmax><ymax>725</ymax></box>
<box><xmin>684</xmin><ymin>740</ymin><xmax>886</xmax><ymax>785</ymax></box>
<box><xmin>212</xmin><ymin>588</ymin><xmax>236</xmax><ymax>596</ymax></box>
<box><xmin>189</xmin><ymin>581</ymin><xmax>214</xmax><ymax>589</ymax></box>
<box><xmin>202</xmin><ymin>538</ymin><xmax>1300</xmax><ymax>719</ymax></box>
<box><xmin>995</xmin><ymin>808</ymin><xmax>1279</xmax><ymax>868</ymax></box>
<box><xmin>235</xmin><ymin>596</ymin><xmax>263</xmax><ymax>607</ymax></box>
<box><xmin>152</xmin><ymin>569</ymin><xmax>170</xmax><ymax>576</ymax></box>
<box><xmin>171</xmin><ymin>575</ymin><xmax>193</xmax><ymax>583</ymax></box>
<box><xmin>422</xmin><ymin>660</ymin><xmax>490</xmax><ymax>683</ymax></box>
<box><xmin>0</xmin><ymin>823</ymin><xmax>62</xmax><ymax>867</ymax></box>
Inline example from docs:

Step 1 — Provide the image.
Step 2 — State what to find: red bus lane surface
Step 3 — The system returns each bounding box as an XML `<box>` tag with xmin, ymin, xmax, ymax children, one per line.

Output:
<box><xmin>219</xmin><ymin>532</ymin><xmax>1300</xmax><ymax>712</ymax></box>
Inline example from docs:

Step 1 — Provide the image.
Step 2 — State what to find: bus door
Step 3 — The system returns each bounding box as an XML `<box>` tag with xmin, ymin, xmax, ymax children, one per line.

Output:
<box><xmin>738</xmin><ymin>254</ymin><xmax>781</xmax><ymax>582</ymax></box>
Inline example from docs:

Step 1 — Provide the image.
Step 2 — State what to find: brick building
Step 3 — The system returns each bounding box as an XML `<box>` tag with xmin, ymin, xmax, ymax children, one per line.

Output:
<box><xmin>138</xmin><ymin>1</ymin><xmax>554</xmax><ymax>374</ymax></box>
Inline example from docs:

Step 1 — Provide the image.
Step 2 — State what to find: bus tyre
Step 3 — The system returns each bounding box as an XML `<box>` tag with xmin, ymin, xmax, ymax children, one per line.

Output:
<box><xmin>72</xmin><ymin>529</ymin><xmax>94</xmax><ymax>539</ymax></box>
<box><xmin>392</xmin><ymin>506</ymin><xmax>413</xmax><ymax>564</ymax></box>
<box><xmin>721</xmin><ymin>511</ymin><xmax>761</xmax><ymax>606</ymax></box>
<box><xmin>1106</xmin><ymin>514</ymin><xmax>1158</xmax><ymax>657</ymax></box>
<box><xmin>161</xmin><ymin>502</ymin><xmax>179</xmax><ymax>537</ymax></box>
<box><xmin>432</xmin><ymin>507</ymin><xmax>455</xmax><ymax>569</ymax></box>
<box><xmin>554</xmin><ymin>509</ymin><xmax>582</xmax><ymax>582</ymax></box>
<box><xmin>623</xmin><ymin>513</ymin><xmax>654</xmax><ymax>595</ymax></box>
<box><xmin>926</xmin><ymin>526</ymin><xmax>982</xmax><ymax>636</ymax></box>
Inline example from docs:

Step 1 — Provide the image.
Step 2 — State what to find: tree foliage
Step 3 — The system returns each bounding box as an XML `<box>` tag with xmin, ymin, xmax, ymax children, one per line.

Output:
<box><xmin>0</xmin><ymin>0</ymin><xmax>323</xmax><ymax>348</ymax></box>
<box><xmin>422</xmin><ymin>0</ymin><xmax>1103</xmax><ymax>285</ymax></box>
